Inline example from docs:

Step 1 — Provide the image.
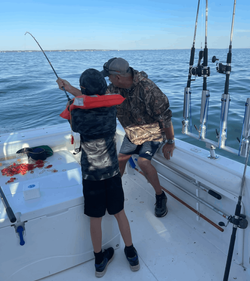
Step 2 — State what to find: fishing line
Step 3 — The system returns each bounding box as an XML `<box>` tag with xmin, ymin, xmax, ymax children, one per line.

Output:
<box><xmin>24</xmin><ymin>32</ymin><xmax>71</xmax><ymax>101</ymax></box>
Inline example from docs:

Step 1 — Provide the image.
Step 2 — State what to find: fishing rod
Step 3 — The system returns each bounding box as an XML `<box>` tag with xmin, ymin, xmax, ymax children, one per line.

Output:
<box><xmin>193</xmin><ymin>0</ymin><xmax>210</xmax><ymax>140</ymax></box>
<box><xmin>183</xmin><ymin>0</ymin><xmax>210</xmax><ymax>140</ymax></box>
<box><xmin>212</xmin><ymin>0</ymin><xmax>236</xmax><ymax>149</ymax></box>
<box><xmin>183</xmin><ymin>0</ymin><xmax>200</xmax><ymax>134</ymax></box>
<box><xmin>216</xmin><ymin>3</ymin><xmax>250</xmax><ymax>279</ymax></box>
<box><xmin>25</xmin><ymin>32</ymin><xmax>71</xmax><ymax>101</ymax></box>
<box><xmin>223</xmin><ymin>141</ymin><xmax>249</xmax><ymax>281</ymax></box>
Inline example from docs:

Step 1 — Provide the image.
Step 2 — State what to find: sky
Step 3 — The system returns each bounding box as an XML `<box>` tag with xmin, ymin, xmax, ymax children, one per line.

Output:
<box><xmin>0</xmin><ymin>0</ymin><xmax>250</xmax><ymax>51</ymax></box>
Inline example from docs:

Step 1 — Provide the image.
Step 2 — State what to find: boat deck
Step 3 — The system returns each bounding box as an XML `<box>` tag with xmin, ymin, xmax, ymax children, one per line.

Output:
<box><xmin>40</xmin><ymin>170</ymin><xmax>248</xmax><ymax>281</ymax></box>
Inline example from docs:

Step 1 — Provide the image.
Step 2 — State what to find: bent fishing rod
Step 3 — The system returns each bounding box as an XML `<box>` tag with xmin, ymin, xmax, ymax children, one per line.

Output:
<box><xmin>25</xmin><ymin>32</ymin><xmax>71</xmax><ymax>101</ymax></box>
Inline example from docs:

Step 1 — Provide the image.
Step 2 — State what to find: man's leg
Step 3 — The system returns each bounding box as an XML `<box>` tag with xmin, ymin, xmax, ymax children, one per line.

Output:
<box><xmin>118</xmin><ymin>153</ymin><xmax>132</xmax><ymax>176</ymax></box>
<box><xmin>118</xmin><ymin>135</ymin><xmax>138</xmax><ymax>176</ymax></box>
<box><xmin>137</xmin><ymin>157</ymin><xmax>162</xmax><ymax>195</ymax></box>
<box><xmin>137</xmin><ymin>157</ymin><xmax>168</xmax><ymax>217</ymax></box>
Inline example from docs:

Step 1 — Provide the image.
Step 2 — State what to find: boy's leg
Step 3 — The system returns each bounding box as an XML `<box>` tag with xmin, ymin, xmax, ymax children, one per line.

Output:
<box><xmin>114</xmin><ymin>209</ymin><xmax>132</xmax><ymax>246</ymax></box>
<box><xmin>90</xmin><ymin>217</ymin><xmax>103</xmax><ymax>253</ymax></box>
<box><xmin>90</xmin><ymin>216</ymin><xmax>115</xmax><ymax>277</ymax></box>
<box><xmin>114</xmin><ymin>209</ymin><xmax>140</xmax><ymax>272</ymax></box>
<box><xmin>83</xmin><ymin>179</ymin><xmax>114</xmax><ymax>277</ymax></box>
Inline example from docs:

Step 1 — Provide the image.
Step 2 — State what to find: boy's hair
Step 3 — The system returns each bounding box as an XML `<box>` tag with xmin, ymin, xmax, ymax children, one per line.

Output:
<box><xmin>80</xmin><ymin>69</ymin><xmax>107</xmax><ymax>96</ymax></box>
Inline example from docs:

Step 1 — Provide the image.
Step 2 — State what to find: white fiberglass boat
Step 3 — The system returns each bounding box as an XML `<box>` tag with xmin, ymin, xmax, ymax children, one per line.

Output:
<box><xmin>0</xmin><ymin>120</ymin><xmax>249</xmax><ymax>281</ymax></box>
<box><xmin>1</xmin><ymin>1</ymin><xmax>249</xmax><ymax>279</ymax></box>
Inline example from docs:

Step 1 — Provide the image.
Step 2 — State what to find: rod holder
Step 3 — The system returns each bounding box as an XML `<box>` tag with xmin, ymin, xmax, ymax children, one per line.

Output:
<box><xmin>219</xmin><ymin>94</ymin><xmax>230</xmax><ymax>148</ymax></box>
<box><xmin>199</xmin><ymin>90</ymin><xmax>210</xmax><ymax>139</ymax></box>
<box><xmin>183</xmin><ymin>87</ymin><xmax>191</xmax><ymax>119</ymax></box>
<box><xmin>182</xmin><ymin>87</ymin><xmax>192</xmax><ymax>134</ymax></box>
<box><xmin>182</xmin><ymin>120</ymin><xmax>189</xmax><ymax>135</ymax></box>
<box><xmin>239</xmin><ymin>98</ymin><xmax>250</xmax><ymax>157</ymax></box>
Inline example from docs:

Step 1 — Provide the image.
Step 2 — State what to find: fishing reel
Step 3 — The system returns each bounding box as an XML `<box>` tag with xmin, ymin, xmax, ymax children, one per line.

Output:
<box><xmin>191</xmin><ymin>50</ymin><xmax>210</xmax><ymax>77</ymax></box>
<box><xmin>212</xmin><ymin>56</ymin><xmax>231</xmax><ymax>74</ymax></box>
<box><xmin>219</xmin><ymin>214</ymin><xmax>248</xmax><ymax>229</ymax></box>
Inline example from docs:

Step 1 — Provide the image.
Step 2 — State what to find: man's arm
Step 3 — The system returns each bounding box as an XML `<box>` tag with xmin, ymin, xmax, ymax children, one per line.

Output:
<box><xmin>162</xmin><ymin>123</ymin><xmax>175</xmax><ymax>160</ymax></box>
<box><xmin>56</xmin><ymin>78</ymin><xmax>82</xmax><ymax>97</ymax></box>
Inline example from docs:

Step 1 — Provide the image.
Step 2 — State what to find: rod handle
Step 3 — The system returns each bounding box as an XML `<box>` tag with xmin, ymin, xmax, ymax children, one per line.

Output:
<box><xmin>208</xmin><ymin>190</ymin><xmax>222</xmax><ymax>200</ymax></box>
<box><xmin>6</xmin><ymin>207</ymin><xmax>17</xmax><ymax>223</ymax></box>
<box><xmin>0</xmin><ymin>186</ymin><xmax>17</xmax><ymax>223</ymax></box>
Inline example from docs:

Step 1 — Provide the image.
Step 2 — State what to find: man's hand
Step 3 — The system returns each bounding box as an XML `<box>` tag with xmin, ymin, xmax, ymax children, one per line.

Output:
<box><xmin>162</xmin><ymin>143</ymin><xmax>175</xmax><ymax>160</ymax></box>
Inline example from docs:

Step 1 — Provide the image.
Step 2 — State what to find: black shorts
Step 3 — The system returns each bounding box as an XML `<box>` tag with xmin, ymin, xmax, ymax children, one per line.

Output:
<box><xmin>82</xmin><ymin>173</ymin><xmax>124</xmax><ymax>218</ymax></box>
<box><xmin>119</xmin><ymin>135</ymin><xmax>161</xmax><ymax>160</ymax></box>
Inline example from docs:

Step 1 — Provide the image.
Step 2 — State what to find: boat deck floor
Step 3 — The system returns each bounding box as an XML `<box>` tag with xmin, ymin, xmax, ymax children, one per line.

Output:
<box><xmin>40</xmin><ymin>171</ymin><xmax>248</xmax><ymax>281</ymax></box>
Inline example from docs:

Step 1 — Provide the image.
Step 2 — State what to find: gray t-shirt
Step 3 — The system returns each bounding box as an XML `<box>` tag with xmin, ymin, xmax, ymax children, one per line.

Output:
<box><xmin>70</xmin><ymin>106</ymin><xmax>119</xmax><ymax>181</ymax></box>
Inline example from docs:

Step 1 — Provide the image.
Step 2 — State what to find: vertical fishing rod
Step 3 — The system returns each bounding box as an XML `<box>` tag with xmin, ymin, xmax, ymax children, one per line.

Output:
<box><xmin>223</xmin><ymin>140</ymin><xmax>248</xmax><ymax>281</ymax></box>
<box><xmin>212</xmin><ymin>0</ymin><xmax>236</xmax><ymax>148</ymax></box>
<box><xmin>198</xmin><ymin>0</ymin><xmax>210</xmax><ymax>139</ymax></box>
<box><xmin>218</xmin><ymin>3</ymin><xmax>249</xmax><ymax>279</ymax></box>
<box><xmin>25</xmin><ymin>32</ymin><xmax>71</xmax><ymax>101</ymax></box>
<box><xmin>183</xmin><ymin>0</ymin><xmax>200</xmax><ymax>134</ymax></box>
<box><xmin>189</xmin><ymin>0</ymin><xmax>210</xmax><ymax>139</ymax></box>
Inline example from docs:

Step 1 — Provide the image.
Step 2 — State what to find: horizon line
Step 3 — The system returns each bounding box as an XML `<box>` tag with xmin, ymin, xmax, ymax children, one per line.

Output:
<box><xmin>1</xmin><ymin>47</ymin><xmax>250</xmax><ymax>53</ymax></box>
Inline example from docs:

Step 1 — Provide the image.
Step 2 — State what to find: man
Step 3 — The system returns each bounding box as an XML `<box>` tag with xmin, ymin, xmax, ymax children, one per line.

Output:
<box><xmin>57</xmin><ymin>59</ymin><xmax>175</xmax><ymax>217</ymax></box>
<box><xmin>101</xmin><ymin>58</ymin><xmax>175</xmax><ymax>218</ymax></box>
<box><xmin>57</xmin><ymin>69</ymin><xmax>140</xmax><ymax>278</ymax></box>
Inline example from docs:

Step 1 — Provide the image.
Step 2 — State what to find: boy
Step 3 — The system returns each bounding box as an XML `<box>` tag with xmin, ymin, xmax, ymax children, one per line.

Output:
<box><xmin>57</xmin><ymin>69</ymin><xmax>139</xmax><ymax>278</ymax></box>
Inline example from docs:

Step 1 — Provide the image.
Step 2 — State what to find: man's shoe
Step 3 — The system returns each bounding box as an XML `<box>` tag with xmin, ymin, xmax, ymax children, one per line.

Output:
<box><xmin>124</xmin><ymin>247</ymin><xmax>140</xmax><ymax>272</ymax></box>
<box><xmin>155</xmin><ymin>192</ymin><xmax>168</xmax><ymax>217</ymax></box>
<box><xmin>95</xmin><ymin>247</ymin><xmax>114</xmax><ymax>278</ymax></box>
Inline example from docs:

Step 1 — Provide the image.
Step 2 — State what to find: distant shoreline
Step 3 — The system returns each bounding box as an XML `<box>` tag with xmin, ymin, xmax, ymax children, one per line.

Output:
<box><xmin>0</xmin><ymin>49</ymin><xmax>114</xmax><ymax>53</ymax></box>
<box><xmin>0</xmin><ymin>48</ymin><xmax>249</xmax><ymax>53</ymax></box>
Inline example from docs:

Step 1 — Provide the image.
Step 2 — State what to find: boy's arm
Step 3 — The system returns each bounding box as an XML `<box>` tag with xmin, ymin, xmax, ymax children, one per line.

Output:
<box><xmin>56</xmin><ymin>78</ymin><xmax>82</xmax><ymax>97</ymax></box>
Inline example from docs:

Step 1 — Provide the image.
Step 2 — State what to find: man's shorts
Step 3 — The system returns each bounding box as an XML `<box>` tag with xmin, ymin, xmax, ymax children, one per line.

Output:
<box><xmin>119</xmin><ymin>135</ymin><xmax>161</xmax><ymax>161</ymax></box>
<box><xmin>82</xmin><ymin>173</ymin><xmax>124</xmax><ymax>218</ymax></box>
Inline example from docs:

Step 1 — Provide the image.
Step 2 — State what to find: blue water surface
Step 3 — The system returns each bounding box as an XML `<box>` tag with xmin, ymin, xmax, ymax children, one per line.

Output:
<box><xmin>0</xmin><ymin>49</ymin><xmax>249</xmax><ymax>164</ymax></box>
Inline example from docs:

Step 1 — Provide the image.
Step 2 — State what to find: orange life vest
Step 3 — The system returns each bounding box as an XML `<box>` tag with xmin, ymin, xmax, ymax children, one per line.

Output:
<box><xmin>60</xmin><ymin>93</ymin><xmax>125</xmax><ymax>120</ymax></box>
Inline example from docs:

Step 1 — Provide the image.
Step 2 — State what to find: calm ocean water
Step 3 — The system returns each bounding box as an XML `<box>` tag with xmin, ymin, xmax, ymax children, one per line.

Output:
<box><xmin>0</xmin><ymin>49</ymin><xmax>249</xmax><ymax>164</ymax></box>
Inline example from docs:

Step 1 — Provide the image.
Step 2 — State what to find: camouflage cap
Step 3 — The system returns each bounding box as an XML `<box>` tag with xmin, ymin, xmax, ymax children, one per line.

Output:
<box><xmin>79</xmin><ymin>68</ymin><xmax>107</xmax><ymax>96</ymax></box>
<box><xmin>101</xmin><ymin>57</ymin><xmax>130</xmax><ymax>77</ymax></box>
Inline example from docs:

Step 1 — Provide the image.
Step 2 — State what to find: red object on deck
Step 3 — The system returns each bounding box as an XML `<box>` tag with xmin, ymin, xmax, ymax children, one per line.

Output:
<box><xmin>1</xmin><ymin>160</ymin><xmax>45</xmax><ymax>177</ymax></box>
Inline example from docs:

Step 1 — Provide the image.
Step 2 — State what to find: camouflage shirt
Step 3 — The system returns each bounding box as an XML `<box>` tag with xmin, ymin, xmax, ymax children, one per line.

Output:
<box><xmin>108</xmin><ymin>69</ymin><xmax>172</xmax><ymax>143</ymax></box>
<box><xmin>70</xmin><ymin>106</ymin><xmax>119</xmax><ymax>181</ymax></box>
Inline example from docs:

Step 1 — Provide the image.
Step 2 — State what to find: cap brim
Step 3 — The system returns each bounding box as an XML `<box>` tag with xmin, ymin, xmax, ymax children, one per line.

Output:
<box><xmin>101</xmin><ymin>69</ymin><xmax>109</xmax><ymax>77</ymax></box>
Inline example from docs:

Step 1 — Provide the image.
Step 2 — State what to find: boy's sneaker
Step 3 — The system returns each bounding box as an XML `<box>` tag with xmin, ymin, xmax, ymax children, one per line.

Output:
<box><xmin>124</xmin><ymin>247</ymin><xmax>140</xmax><ymax>272</ymax></box>
<box><xmin>95</xmin><ymin>247</ymin><xmax>114</xmax><ymax>278</ymax></box>
<box><xmin>155</xmin><ymin>191</ymin><xmax>168</xmax><ymax>217</ymax></box>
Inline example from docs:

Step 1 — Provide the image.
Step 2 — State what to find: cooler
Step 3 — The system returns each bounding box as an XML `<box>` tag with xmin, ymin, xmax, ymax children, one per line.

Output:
<box><xmin>0</xmin><ymin>149</ymin><xmax>120</xmax><ymax>281</ymax></box>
